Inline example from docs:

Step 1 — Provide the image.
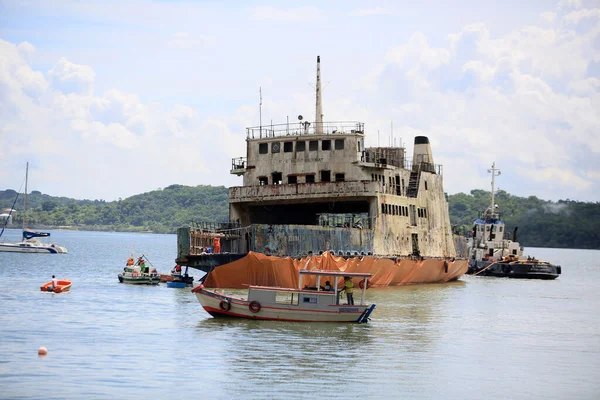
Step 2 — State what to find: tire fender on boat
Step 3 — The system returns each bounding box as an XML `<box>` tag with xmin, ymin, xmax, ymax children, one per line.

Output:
<box><xmin>358</xmin><ymin>280</ymin><xmax>370</xmax><ymax>290</ymax></box>
<box><xmin>249</xmin><ymin>301</ymin><xmax>261</xmax><ymax>313</ymax></box>
<box><xmin>219</xmin><ymin>300</ymin><xmax>231</xmax><ymax>311</ymax></box>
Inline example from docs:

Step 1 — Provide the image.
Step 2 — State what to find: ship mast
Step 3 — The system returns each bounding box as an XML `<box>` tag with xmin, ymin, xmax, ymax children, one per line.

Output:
<box><xmin>21</xmin><ymin>161</ymin><xmax>29</xmax><ymax>231</ymax></box>
<box><xmin>487</xmin><ymin>162</ymin><xmax>501</xmax><ymax>218</ymax></box>
<box><xmin>315</xmin><ymin>55</ymin><xmax>323</xmax><ymax>135</ymax></box>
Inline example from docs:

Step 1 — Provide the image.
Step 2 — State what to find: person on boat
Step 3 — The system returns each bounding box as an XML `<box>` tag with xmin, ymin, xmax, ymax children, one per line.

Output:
<box><xmin>51</xmin><ymin>275</ymin><xmax>58</xmax><ymax>289</ymax></box>
<box><xmin>323</xmin><ymin>281</ymin><xmax>332</xmax><ymax>291</ymax></box>
<box><xmin>175</xmin><ymin>264</ymin><xmax>182</xmax><ymax>273</ymax></box>
<box><xmin>126</xmin><ymin>257</ymin><xmax>134</xmax><ymax>266</ymax></box>
<box><xmin>342</xmin><ymin>276</ymin><xmax>354</xmax><ymax>305</ymax></box>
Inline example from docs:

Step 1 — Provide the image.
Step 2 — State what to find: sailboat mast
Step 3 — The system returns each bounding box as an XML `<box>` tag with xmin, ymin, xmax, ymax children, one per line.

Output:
<box><xmin>23</xmin><ymin>162</ymin><xmax>28</xmax><ymax>229</ymax></box>
<box><xmin>315</xmin><ymin>55</ymin><xmax>323</xmax><ymax>135</ymax></box>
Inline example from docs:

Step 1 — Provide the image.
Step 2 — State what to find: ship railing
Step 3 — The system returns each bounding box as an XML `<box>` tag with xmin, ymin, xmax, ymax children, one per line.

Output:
<box><xmin>404</xmin><ymin>158</ymin><xmax>443</xmax><ymax>175</ymax></box>
<box><xmin>231</xmin><ymin>157</ymin><xmax>247</xmax><ymax>174</ymax></box>
<box><xmin>361</xmin><ymin>150</ymin><xmax>404</xmax><ymax>168</ymax></box>
<box><xmin>246</xmin><ymin>121</ymin><xmax>364</xmax><ymax>139</ymax></box>
<box><xmin>230</xmin><ymin>180</ymin><xmax>379</xmax><ymax>201</ymax></box>
<box><xmin>190</xmin><ymin>221</ymin><xmax>242</xmax><ymax>232</ymax></box>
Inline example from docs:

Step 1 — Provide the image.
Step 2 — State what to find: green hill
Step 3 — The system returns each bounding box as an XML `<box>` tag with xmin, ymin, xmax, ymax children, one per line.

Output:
<box><xmin>1</xmin><ymin>185</ymin><xmax>598</xmax><ymax>249</ymax></box>
<box><xmin>0</xmin><ymin>185</ymin><xmax>229</xmax><ymax>234</ymax></box>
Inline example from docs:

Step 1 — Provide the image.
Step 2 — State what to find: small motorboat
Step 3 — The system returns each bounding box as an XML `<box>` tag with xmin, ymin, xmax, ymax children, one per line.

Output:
<box><xmin>119</xmin><ymin>254</ymin><xmax>160</xmax><ymax>285</ymax></box>
<box><xmin>118</xmin><ymin>267</ymin><xmax>160</xmax><ymax>285</ymax></box>
<box><xmin>166</xmin><ymin>265</ymin><xmax>194</xmax><ymax>288</ymax></box>
<box><xmin>192</xmin><ymin>270</ymin><xmax>376</xmax><ymax>323</ymax></box>
<box><xmin>40</xmin><ymin>279</ymin><xmax>72</xmax><ymax>293</ymax></box>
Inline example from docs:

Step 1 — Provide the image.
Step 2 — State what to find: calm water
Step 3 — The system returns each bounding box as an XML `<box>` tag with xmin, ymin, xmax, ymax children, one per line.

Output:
<box><xmin>0</xmin><ymin>229</ymin><xmax>598</xmax><ymax>399</ymax></box>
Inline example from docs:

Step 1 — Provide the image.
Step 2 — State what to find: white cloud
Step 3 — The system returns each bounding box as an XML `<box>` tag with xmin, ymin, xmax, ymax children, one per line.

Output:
<box><xmin>251</xmin><ymin>6</ymin><xmax>321</xmax><ymax>21</ymax></box>
<box><xmin>166</xmin><ymin>31</ymin><xmax>214</xmax><ymax>49</ymax></box>
<box><xmin>349</xmin><ymin>7</ymin><xmax>392</xmax><ymax>17</ymax></box>
<box><xmin>48</xmin><ymin>58</ymin><xmax>95</xmax><ymax>96</ymax></box>
<box><xmin>1</xmin><ymin>1</ymin><xmax>599</xmax><ymax>202</ymax></box>
<box><xmin>563</xmin><ymin>8</ymin><xmax>600</xmax><ymax>24</ymax></box>
<box><xmin>541</xmin><ymin>11</ymin><xmax>557</xmax><ymax>23</ymax></box>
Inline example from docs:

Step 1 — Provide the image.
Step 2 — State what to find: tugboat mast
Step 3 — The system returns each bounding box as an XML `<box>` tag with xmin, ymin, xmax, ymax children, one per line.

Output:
<box><xmin>488</xmin><ymin>162</ymin><xmax>501</xmax><ymax>218</ymax></box>
<box><xmin>315</xmin><ymin>55</ymin><xmax>323</xmax><ymax>135</ymax></box>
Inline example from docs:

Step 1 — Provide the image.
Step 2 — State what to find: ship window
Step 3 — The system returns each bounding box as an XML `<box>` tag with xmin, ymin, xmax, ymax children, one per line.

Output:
<box><xmin>320</xmin><ymin>170</ymin><xmax>331</xmax><ymax>182</ymax></box>
<box><xmin>358</xmin><ymin>141</ymin><xmax>362</xmax><ymax>152</ymax></box>
<box><xmin>259</xmin><ymin>143</ymin><xmax>268</xmax><ymax>154</ymax></box>
<box><xmin>335</xmin><ymin>173</ymin><xmax>345</xmax><ymax>182</ymax></box>
<box><xmin>424</xmin><ymin>209</ymin><xmax>427</xmax><ymax>218</ymax></box>
<box><xmin>396</xmin><ymin>205</ymin><xmax>399</xmax><ymax>215</ymax></box>
<box><xmin>322</xmin><ymin>140</ymin><xmax>331</xmax><ymax>151</ymax></box>
<box><xmin>284</xmin><ymin>142</ymin><xmax>293</xmax><ymax>152</ymax></box>
<box><xmin>499</xmin><ymin>226</ymin><xmax>503</xmax><ymax>232</ymax></box>
<box><xmin>272</xmin><ymin>172</ymin><xmax>282</xmax><ymax>185</ymax></box>
<box><xmin>424</xmin><ymin>181</ymin><xmax>428</xmax><ymax>190</ymax></box>
<box><xmin>271</xmin><ymin>142</ymin><xmax>281</xmax><ymax>153</ymax></box>
<box><xmin>296</xmin><ymin>141</ymin><xmax>306</xmax><ymax>152</ymax></box>
<box><xmin>258</xmin><ymin>176</ymin><xmax>268</xmax><ymax>185</ymax></box>
<box><xmin>309</xmin><ymin>140</ymin><xmax>318</xmax><ymax>151</ymax></box>
<box><xmin>381</xmin><ymin>204</ymin><xmax>385</xmax><ymax>214</ymax></box>
<box><xmin>306</xmin><ymin>174</ymin><xmax>315</xmax><ymax>183</ymax></box>
<box><xmin>371</xmin><ymin>174</ymin><xmax>374</xmax><ymax>181</ymax></box>
<box><xmin>288</xmin><ymin>175</ymin><xmax>297</xmax><ymax>184</ymax></box>
<box><xmin>335</xmin><ymin>139</ymin><xmax>344</xmax><ymax>150</ymax></box>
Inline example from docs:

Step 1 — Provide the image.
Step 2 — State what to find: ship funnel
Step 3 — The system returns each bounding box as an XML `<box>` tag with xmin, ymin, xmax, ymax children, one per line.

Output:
<box><xmin>412</xmin><ymin>136</ymin><xmax>434</xmax><ymax>167</ymax></box>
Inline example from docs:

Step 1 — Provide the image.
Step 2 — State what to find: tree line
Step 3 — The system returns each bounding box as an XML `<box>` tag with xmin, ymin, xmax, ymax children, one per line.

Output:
<box><xmin>1</xmin><ymin>185</ymin><xmax>598</xmax><ymax>249</ymax></box>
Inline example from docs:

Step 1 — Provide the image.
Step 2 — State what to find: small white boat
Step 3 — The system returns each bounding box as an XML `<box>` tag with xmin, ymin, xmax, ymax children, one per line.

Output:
<box><xmin>192</xmin><ymin>270</ymin><xmax>376</xmax><ymax>323</ymax></box>
<box><xmin>118</xmin><ymin>267</ymin><xmax>160</xmax><ymax>285</ymax></box>
<box><xmin>118</xmin><ymin>256</ymin><xmax>160</xmax><ymax>285</ymax></box>
<box><xmin>0</xmin><ymin>162</ymin><xmax>68</xmax><ymax>254</ymax></box>
<box><xmin>0</xmin><ymin>239</ymin><xmax>67</xmax><ymax>254</ymax></box>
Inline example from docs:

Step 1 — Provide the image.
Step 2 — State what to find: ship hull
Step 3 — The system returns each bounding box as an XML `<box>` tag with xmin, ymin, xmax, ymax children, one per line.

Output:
<box><xmin>467</xmin><ymin>260</ymin><xmax>560</xmax><ymax>280</ymax></box>
<box><xmin>201</xmin><ymin>251</ymin><xmax>467</xmax><ymax>289</ymax></box>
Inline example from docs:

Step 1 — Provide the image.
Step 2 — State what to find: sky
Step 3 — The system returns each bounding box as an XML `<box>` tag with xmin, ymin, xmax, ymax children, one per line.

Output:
<box><xmin>0</xmin><ymin>0</ymin><xmax>599</xmax><ymax>202</ymax></box>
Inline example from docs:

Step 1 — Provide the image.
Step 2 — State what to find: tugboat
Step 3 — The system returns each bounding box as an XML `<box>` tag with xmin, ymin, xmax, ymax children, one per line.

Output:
<box><xmin>467</xmin><ymin>163</ymin><xmax>561</xmax><ymax>279</ymax></box>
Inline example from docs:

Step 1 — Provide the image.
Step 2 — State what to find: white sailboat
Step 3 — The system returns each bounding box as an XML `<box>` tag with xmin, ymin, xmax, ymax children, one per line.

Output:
<box><xmin>0</xmin><ymin>162</ymin><xmax>68</xmax><ymax>254</ymax></box>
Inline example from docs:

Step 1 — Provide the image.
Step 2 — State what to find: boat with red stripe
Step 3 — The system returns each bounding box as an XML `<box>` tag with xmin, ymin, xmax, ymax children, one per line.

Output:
<box><xmin>192</xmin><ymin>270</ymin><xmax>375</xmax><ymax>323</ymax></box>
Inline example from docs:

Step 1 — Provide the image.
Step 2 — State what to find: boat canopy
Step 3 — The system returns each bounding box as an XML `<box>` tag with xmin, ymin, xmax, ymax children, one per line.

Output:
<box><xmin>23</xmin><ymin>229</ymin><xmax>51</xmax><ymax>240</ymax></box>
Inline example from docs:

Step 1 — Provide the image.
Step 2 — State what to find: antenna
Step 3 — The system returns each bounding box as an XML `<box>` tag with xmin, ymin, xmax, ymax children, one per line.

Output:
<box><xmin>259</xmin><ymin>87</ymin><xmax>262</xmax><ymax>138</ymax></box>
<box><xmin>488</xmin><ymin>162</ymin><xmax>501</xmax><ymax>217</ymax></box>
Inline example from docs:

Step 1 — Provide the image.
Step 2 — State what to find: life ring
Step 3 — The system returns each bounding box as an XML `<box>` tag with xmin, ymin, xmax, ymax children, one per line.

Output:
<box><xmin>219</xmin><ymin>300</ymin><xmax>231</xmax><ymax>312</ymax></box>
<box><xmin>249</xmin><ymin>301</ymin><xmax>261</xmax><ymax>313</ymax></box>
<box><xmin>358</xmin><ymin>280</ymin><xmax>370</xmax><ymax>290</ymax></box>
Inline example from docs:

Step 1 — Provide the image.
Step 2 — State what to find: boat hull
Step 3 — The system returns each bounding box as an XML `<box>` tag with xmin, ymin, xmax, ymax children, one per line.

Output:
<box><xmin>201</xmin><ymin>251</ymin><xmax>467</xmax><ymax>289</ymax></box>
<box><xmin>167</xmin><ymin>281</ymin><xmax>187</xmax><ymax>288</ymax></box>
<box><xmin>467</xmin><ymin>260</ymin><xmax>561</xmax><ymax>280</ymax></box>
<box><xmin>194</xmin><ymin>288</ymin><xmax>370</xmax><ymax>323</ymax></box>
<box><xmin>40</xmin><ymin>280</ymin><xmax>72</xmax><ymax>293</ymax></box>
<box><xmin>118</xmin><ymin>273</ymin><xmax>160</xmax><ymax>285</ymax></box>
<box><xmin>0</xmin><ymin>242</ymin><xmax>67</xmax><ymax>253</ymax></box>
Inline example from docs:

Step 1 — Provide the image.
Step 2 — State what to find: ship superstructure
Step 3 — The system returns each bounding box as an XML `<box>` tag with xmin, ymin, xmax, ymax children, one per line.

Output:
<box><xmin>177</xmin><ymin>57</ymin><xmax>460</xmax><ymax>274</ymax></box>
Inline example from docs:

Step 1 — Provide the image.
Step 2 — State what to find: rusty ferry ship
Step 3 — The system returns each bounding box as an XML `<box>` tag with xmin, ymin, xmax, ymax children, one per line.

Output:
<box><xmin>176</xmin><ymin>56</ymin><xmax>467</xmax><ymax>288</ymax></box>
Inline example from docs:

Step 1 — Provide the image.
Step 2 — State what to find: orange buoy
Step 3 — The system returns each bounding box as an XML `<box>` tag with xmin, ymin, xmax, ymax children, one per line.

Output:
<box><xmin>38</xmin><ymin>347</ymin><xmax>48</xmax><ymax>355</ymax></box>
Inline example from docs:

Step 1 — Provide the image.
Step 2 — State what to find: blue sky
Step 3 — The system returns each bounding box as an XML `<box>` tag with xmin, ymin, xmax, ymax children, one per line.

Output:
<box><xmin>1</xmin><ymin>0</ymin><xmax>599</xmax><ymax>202</ymax></box>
